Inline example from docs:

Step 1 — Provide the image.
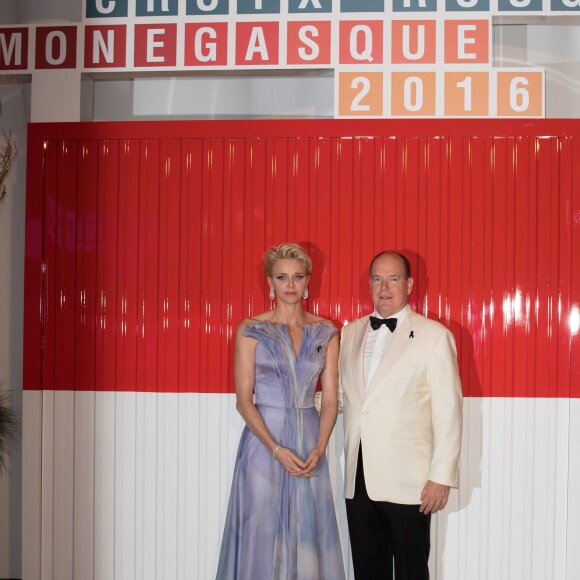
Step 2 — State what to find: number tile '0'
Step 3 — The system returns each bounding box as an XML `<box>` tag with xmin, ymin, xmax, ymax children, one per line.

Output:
<box><xmin>391</xmin><ymin>72</ymin><xmax>436</xmax><ymax>116</ymax></box>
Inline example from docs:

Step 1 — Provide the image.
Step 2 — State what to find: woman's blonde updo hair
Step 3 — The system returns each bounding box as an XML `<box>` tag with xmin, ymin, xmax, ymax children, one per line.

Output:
<box><xmin>264</xmin><ymin>242</ymin><xmax>312</xmax><ymax>277</ymax></box>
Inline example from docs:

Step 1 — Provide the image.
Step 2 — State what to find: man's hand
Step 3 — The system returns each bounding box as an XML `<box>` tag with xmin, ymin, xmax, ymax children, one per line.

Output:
<box><xmin>419</xmin><ymin>480</ymin><xmax>450</xmax><ymax>514</ymax></box>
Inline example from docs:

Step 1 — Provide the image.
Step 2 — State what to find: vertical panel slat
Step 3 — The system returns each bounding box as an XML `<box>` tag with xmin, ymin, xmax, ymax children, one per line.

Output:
<box><xmin>158</xmin><ymin>139</ymin><xmax>182</xmax><ymax>392</ymax></box>
<box><xmin>42</xmin><ymin>141</ymin><xmax>58</xmax><ymax>389</ymax></box>
<box><xmin>569</xmin><ymin>134</ymin><xmax>580</xmax><ymax>396</ymax></box>
<box><xmin>513</xmin><ymin>137</ymin><xmax>532</xmax><ymax>396</ymax></box>
<box><xmin>284</xmin><ymin>137</ymin><xmax>298</xmax><ymax>240</ymax></box>
<box><xmin>157</xmin><ymin>395</ymin><xmax>179</xmax><ymax>580</ymax></box>
<box><xmin>52</xmin><ymin>391</ymin><xmax>75</xmax><ymax>580</ymax></box>
<box><xmin>465</xmin><ymin>138</ymin><xmax>484</xmax><ymax>396</ymax></box>
<box><xmin>556</xmin><ymin>137</ymin><xmax>574</xmax><ymax>396</ymax></box>
<box><xmin>414</xmin><ymin>137</ymin><xmax>430</xmax><ymax>317</ymax></box>
<box><xmin>116</xmin><ymin>139</ymin><xmax>140</xmax><ymax>391</ymax></box>
<box><xmin>76</xmin><ymin>140</ymin><xmax>98</xmax><ymax>390</ymax></box>
<box><xmin>94</xmin><ymin>391</ymin><xmax>116</xmax><ymax>580</ymax></box>
<box><xmin>567</xmin><ymin>400</ymin><xmax>580</xmax><ymax>579</ymax></box>
<box><xmin>22</xmin><ymin>391</ymin><xmax>43</xmax><ymax>579</ymax></box>
<box><xmin>269</xmin><ymin>137</ymin><xmax>287</xmax><ymax>247</ymax></box>
<box><xmin>136</xmin><ymin>139</ymin><xmax>160</xmax><ymax>392</ymax></box>
<box><xmin>310</xmin><ymin>137</ymin><xmax>332</xmax><ymax>320</ymax></box>
<box><xmin>73</xmin><ymin>391</ymin><xmax>95</xmax><ymax>580</ymax></box>
<box><xmin>23</xmin><ymin>134</ymin><xmax>45</xmax><ymax>389</ymax></box>
<box><xmin>335</xmin><ymin>137</ymin><xmax>354</xmax><ymax>321</ymax></box>
<box><xmin>180</xmin><ymin>138</ymin><xmax>203</xmax><ymax>391</ymax></box>
<box><xmin>139</xmin><ymin>394</ymin><xmax>158</xmax><ymax>580</ymax></box>
<box><xmin>114</xmin><ymin>390</ymin><xmax>137</xmax><ymax>580</ymax></box>
<box><xmin>156</xmin><ymin>140</ymin><xmax>182</xmax><ymax>580</ymax></box>
<box><xmin>95</xmin><ymin>140</ymin><xmax>120</xmax><ymax>391</ymax></box>
<box><xmin>528</xmin><ymin>139</ymin><xmax>558</xmax><ymax>396</ymax></box>
<box><xmin>489</xmin><ymin>137</ymin><xmax>511</xmax><ymax>395</ymax></box>
<box><xmin>227</xmin><ymin>138</ymin><xmax>248</xmax><ymax>372</ymax></box>
<box><xmin>219</xmin><ymin>138</ymin><xmax>234</xmax><ymax>392</ymax></box>
<box><xmin>292</xmin><ymin>138</ymin><xmax>311</xmax><ymax>249</ymax></box>
<box><xmin>353</xmin><ymin>139</ymin><xmax>369</xmax><ymax>295</ymax></box>
<box><xmin>40</xmin><ymin>390</ymin><xmax>55</xmax><ymax>580</ymax></box>
<box><xmin>248</xmin><ymin>139</ymin><xmax>268</xmax><ymax>312</ymax></box>
<box><xmin>479</xmin><ymin>137</ymin><xmax>494</xmax><ymax>396</ymax></box>
<box><xmin>207</xmin><ymin>138</ymin><xmax>226</xmax><ymax>391</ymax></box>
<box><xmin>54</xmin><ymin>141</ymin><xmax>78</xmax><ymax>389</ymax></box>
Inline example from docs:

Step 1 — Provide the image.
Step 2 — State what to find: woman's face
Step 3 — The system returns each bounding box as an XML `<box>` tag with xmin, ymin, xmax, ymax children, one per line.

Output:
<box><xmin>268</xmin><ymin>259</ymin><xmax>310</xmax><ymax>305</ymax></box>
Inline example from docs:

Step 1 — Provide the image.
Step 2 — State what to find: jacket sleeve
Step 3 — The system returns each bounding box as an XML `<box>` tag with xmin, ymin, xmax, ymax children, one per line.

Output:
<box><xmin>427</xmin><ymin>328</ymin><xmax>463</xmax><ymax>487</ymax></box>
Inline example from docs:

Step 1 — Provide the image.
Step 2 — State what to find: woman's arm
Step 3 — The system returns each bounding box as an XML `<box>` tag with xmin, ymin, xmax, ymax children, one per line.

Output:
<box><xmin>234</xmin><ymin>321</ymin><xmax>308</xmax><ymax>477</ymax></box>
<box><xmin>302</xmin><ymin>332</ymin><xmax>340</xmax><ymax>474</ymax></box>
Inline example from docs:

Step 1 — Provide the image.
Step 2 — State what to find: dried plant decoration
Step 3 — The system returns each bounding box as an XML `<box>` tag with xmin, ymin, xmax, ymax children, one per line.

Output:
<box><xmin>0</xmin><ymin>389</ymin><xmax>19</xmax><ymax>476</ymax></box>
<box><xmin>0</xmin><ymin>131</ymin><xmax>17</xmax><ymax>204</ymax></box>
<box><xmin>0</xmin><ymin>99</ymin><xmax>18</xmax><ymax>204</ymax></box>
<box><xmin>0</xmin><ymin>95</ymin><xmax>20</xmax><ymax>475</ymax></box>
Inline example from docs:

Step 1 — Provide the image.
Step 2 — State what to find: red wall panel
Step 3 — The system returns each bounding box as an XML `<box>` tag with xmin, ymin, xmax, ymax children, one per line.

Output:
<box><xmin>23</xmin><ymin>120</ymin><xmax>580</xmax><ymax>397</ymax></box>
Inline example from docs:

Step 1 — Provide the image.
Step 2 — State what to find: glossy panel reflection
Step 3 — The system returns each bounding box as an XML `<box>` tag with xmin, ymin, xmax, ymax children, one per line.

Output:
<box><xmin>23</xmin><ymin>123</ymin><xmax>580</xmax><ymax>397</ymax></box>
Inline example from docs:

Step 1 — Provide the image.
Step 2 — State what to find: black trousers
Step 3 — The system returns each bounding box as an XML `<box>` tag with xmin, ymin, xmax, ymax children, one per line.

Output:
<box><xmin>345</xmin><ymin>446</ymin><xmax>431</xmax><ymax>580</ymax></box>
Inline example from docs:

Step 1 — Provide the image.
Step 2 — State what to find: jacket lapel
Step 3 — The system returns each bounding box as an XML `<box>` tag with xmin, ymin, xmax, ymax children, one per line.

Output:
<box><xmin>351</xmin><ymin>316</ymin><xmax>369</xmax><ymax>399</ymax></box>
<box><xmin>365</xmin><ymin>309</ymin><xmax>425</xmax><ymax>398</ymax></box>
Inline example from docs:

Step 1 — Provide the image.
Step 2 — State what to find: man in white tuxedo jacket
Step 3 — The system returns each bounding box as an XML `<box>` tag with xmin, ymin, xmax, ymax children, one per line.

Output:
<box><xmin>340</xmin><ymin>251</ymin><xmax>463</xmax><ymax>580</ymax></box>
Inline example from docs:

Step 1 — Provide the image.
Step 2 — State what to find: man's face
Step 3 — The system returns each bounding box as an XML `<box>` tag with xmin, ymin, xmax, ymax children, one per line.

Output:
<box><xmin>370</xmin><ymin>254</ymin><xmax>414</xmax><ymax>318</ymax></box>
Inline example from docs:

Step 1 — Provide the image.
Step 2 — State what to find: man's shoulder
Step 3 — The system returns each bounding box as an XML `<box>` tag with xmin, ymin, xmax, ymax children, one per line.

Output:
<box><xmin>343</xmin><ymin>315</ymin><xmax>369</xmax><ymax>329</ymax></box>
<box><xmin>407</xmin><ymin>309</ymin><xmax>454</xmax><ymax>338</ymax></box>
<box><xmin>340</xmin><ymin>315</ymin><xmax>368</xmax><ymax>340</ymax></box>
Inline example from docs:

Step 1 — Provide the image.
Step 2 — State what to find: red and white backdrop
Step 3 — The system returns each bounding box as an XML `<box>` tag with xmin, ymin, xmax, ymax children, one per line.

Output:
<box><xmin>23</xmin><ymin>120</ymin><xmax>580</xmax><ymax>580</ymax></box>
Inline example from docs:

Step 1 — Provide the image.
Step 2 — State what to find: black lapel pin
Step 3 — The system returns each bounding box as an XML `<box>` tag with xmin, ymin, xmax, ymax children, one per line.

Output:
<box><xmin>316</xmin><ymin>345</ymin><xmax>322</xmax><ymax>352</ymax></box>
<box><xmin>409</xmin><ymin>330</ymin><xmax>414</xmax><ymax>339</ymax></box>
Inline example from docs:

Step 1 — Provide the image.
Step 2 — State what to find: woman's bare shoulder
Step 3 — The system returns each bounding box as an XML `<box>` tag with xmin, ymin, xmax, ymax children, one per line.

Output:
<box><xmin>303</xmin><ymin>312</ymin><xmax>336</xmax><ymax>326</ymax></box>
<box><xmin>236</xmin><ymin>312</ymin><xmax>275</xmax><ymax>335</ymax></box>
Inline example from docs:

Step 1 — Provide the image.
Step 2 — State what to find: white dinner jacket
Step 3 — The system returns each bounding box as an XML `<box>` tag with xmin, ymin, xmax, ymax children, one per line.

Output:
<box><xmin>339</xmin><ymin>309</ymin><xmax>463</xmax><ymax>504</ymax></box>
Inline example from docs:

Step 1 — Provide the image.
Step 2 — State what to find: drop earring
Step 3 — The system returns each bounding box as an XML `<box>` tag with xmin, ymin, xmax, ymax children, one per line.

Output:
<box><xmin>303</xmin><ymin>287</ymin><xmax>309</xmax><ymax>299</ymax></box>
<box><xmin>269</xmin><ymin>286</ymin><xmax>275</xmax><ymax>301</ymax></box>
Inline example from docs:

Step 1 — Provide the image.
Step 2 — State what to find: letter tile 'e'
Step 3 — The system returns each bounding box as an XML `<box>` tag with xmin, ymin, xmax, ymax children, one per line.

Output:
<box><xmin>444</xmin><ymin>19</ymin><xmax>489</xmax><ymax>64</ymax></box>
<box><xmin>134</xmin><ymin>24</ymin><xmax>177</xmax><ymax>67</ymax></box>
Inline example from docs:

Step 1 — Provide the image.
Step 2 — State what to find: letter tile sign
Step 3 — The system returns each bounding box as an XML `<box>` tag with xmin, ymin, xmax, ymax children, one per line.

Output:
<box><xmin>0</xmin><ymin>0</ymin><xmax>566</xmax><ymax>117</ymax></box>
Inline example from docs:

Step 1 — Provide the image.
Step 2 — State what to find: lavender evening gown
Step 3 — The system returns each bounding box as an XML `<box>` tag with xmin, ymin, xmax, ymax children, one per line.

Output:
<box><xmin>216</xmin><ymin>321</ymin><xmax>346</xmax><ymax>580</ymax></box>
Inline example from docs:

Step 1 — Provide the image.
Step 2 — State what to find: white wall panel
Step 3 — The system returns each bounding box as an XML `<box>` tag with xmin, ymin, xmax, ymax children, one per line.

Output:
<box><xmin>22</xmin><ymin>390</ymin><xmax>43</xmax><ymax>580</ymax></box>
<box><xmin>115</xmin><ymin>392</ymin><xmax>136</xmax><ymax>580</ymax></box>
<box><xmin>52</xmin><ymin>391</ymin><xmax>75</xmax><ymax>580</ymax></box>
<box><xmin>23</xmin><ymin>391</ymin><xmax>577</xmax><ymax>580</ymax></box>
<box><xmin>157</xmin><ymin>394</ymin><xmax>179</xmax><ymax>580</ymax></box>
<box><xmin>40</xmin><ymin>390</ymin><xmax>55</xmax><ymax>580</ymax></box>
<box><xmin>94</xmin><ymin>392</ymin><xmax>116</xmax><ymax>580</ymax></box>
<box><xmin>567</xmin><ymin>399</ymin><xmax>580</xmax><ymax>580</ymax></box>
<box><xmin>73</xmin><ymin>392</ymin><xmax>95</xmax><ymax>580</ymax></box>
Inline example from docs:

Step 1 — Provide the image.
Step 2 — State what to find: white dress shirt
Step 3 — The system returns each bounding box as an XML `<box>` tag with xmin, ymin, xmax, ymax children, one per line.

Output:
<box><xmin>364</xmin><ymin>305</ymin><xmax>410</xmax><ymax>392</ymax></box>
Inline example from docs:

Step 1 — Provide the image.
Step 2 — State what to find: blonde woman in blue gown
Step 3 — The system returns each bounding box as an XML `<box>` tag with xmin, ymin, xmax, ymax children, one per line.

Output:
<box><xmin>216</xmin><ymin>243</ymin><xmax>346</xmax><ymax>580</ymax></box>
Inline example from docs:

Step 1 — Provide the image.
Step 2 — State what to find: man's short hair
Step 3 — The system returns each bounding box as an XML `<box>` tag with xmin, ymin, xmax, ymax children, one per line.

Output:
<box><xmin>369</xmin><ymin>251</ymin><xmax>411</xmax><ymax>279</ymax></box>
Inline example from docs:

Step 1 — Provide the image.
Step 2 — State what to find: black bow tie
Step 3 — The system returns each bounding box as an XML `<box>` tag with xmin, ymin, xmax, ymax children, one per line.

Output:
<box><xmin>369</xmin><ymin>316</ymin><xmax>397</xmax><ymax>332</ymax></box>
